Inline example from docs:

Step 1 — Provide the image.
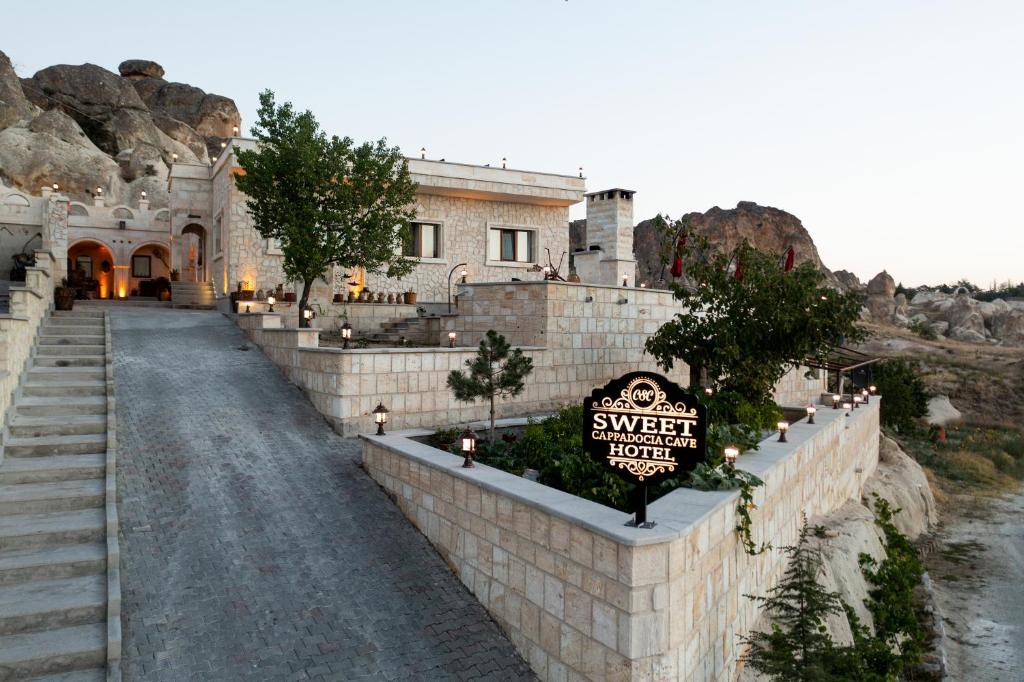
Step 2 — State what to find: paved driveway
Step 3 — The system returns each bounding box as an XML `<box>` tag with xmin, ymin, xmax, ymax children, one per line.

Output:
<box><xmin>112</xmin><ymin>309</ymin><xmax>533</xmax><ymax>681</ymax></box>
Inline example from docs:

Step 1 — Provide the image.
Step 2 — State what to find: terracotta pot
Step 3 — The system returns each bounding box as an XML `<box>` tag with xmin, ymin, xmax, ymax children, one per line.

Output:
<box><xmin>283</xmin><ymin>292</ymin><xmax>296</xmax><ymax>303</ymax></box>
<box><xmin>376</xmin><ymin>292</ymin><xmax>385</xmax><ymax>303</ymax></box>
<box><xmin>347</xmin><ymin>292</ymin><xmax>355</xmax><ymax>303</ymax></box>
<box><xmin>387</xmin><ymin>293</ymin><xmax>394</xmax><ymax>304</ymax></box>
<box><xmin>333</xmin><ymin>293</ymin><xmax>344</xmax><ymax>303</ymax></box>
<box><xmin>396</xmin><ymin>293</ymin><xmax>405</xmax><ymax>304</ymax></box>
<box><xmin>405</xmin><ymin>291</ymin><xmax>417</xmax><ymax>305</ymax></box>
<box><xmin>567</xmin><ymin>272</ymin><xmax>581</xmax><ymax>283</ymax></box>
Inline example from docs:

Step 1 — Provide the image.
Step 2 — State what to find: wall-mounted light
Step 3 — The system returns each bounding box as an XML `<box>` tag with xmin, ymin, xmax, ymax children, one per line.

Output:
<box><xmin>266</xmin><ymin>295</ymin><xmax>276</xmax><ymax>312</ymax></box>
<box><xmin>806</xmin><ymin>406</ymin><xmax>817</xmax><ymax>425</ymax></box>
<box><xmin>448</xmin><ymin>331</ymin><xmax>457</xmax><ymax>348</ymax></box>
<box><xmin>341</xmin><ymin>321</ymin><xmax>352</xmax><ymax>349</ymax></box>
<box><xmin>460</xmin><ymin>428</ymin><xmax>477</xmax><ymax>468</ymax></box>
<box><xmin>373</xmin><ymin>402</ymin><xmax>389</xmax><ymax>435</ymax></box>
<box><xmin>777</xmin><ymin>421</ymin><xmax>789</xmax><ymax>443</ymax></box>
<box><xmin>724</xmin><ymin>446</ymin><xmax>739</xmax><ymax>466</ymax></box>
<box><xmin>832</xmin><ymin>393</ymin><xmax>841</xmax><ymax>410</ymax></box>
<box><xmin>232</xmin><ymin>125</ymin><xmax>239</xmax><ymax>136</ymax></box>
<box><xmin>302</xmin><ymin>307</ymin><xmax>315</xmax><ymax>322</ymax></box>
<box><xmin>460</xmin><ymin>266</ymin><xmax>467</xmax><ymax>283</ymax></box>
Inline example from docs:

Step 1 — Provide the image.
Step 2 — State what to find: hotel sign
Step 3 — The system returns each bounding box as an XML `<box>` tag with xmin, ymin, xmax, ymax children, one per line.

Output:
<box><xmin>584</xmin><ymin>372</ymin><xmax>707</xmax><ymax>488</ymax></box>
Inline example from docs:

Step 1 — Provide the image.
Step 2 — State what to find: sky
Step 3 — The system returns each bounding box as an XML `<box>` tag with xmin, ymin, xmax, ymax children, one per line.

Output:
<box><xmin>4</xmin><ymin>0</ymin><xmax>1021</xmax><ymax>287</ymax></box>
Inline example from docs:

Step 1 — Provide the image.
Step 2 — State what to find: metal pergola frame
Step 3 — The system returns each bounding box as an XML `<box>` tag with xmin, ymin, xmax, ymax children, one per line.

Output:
<box><xmin>803</xmin><ymin>346</ymin><xmax>880</xmax><ymax>399</ymax></box>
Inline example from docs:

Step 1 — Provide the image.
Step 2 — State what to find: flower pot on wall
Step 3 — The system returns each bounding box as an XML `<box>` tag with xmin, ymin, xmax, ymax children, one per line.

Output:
<box><xmin>283</xmin><ymin>292</ymin><xmax>296</xmax><ymax>303</ymax></box>
<box><xmin>333</xmin><ymin>293</ymin><xmax>344</xmax><ymax>303</ymax></box>
<box><xmin>54</xmin><ymin>285</ymin><xmax>75</xmax><ymax>311</ymax></box>
<box><xmin>347</xmin><ymin>291</ymin><xmax>355</xmax><ymax>303</ymax></box>
<box><xmin>405</xmin><ymin>290</ymin><xmax>417</xmax><ymax>305</ymax></box>
<box><xmin>396</xmin><ymin>293</ymin><xmax>405</xmax><ymax>304</ymax></box>
<box><xmin>387</xmin><ymin>293</ymin><xmax>394</xmax><ymax>304</ymax></box>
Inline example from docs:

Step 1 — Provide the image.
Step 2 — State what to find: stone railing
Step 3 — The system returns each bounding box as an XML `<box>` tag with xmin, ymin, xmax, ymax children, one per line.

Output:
<box><xmin>360</xmin><ymin>399</ymin><xmax>880</xmax><ymax>681</ymax></box>
<box><xmin>0</xmin><ymin>250</ymin><xmax>56</xmax><ymax>461</ymax></box>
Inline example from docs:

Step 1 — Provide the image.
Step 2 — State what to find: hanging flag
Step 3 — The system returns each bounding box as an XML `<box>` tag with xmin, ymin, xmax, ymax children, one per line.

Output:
<box><xmin>670</xmin><ymin>233</ymin><xmax>687</xmax><ymax>278</ymax></box>
<box><xmin>734</xmin><ymin>257</ymin><xmax>743</xmax><ymax>281</ymax></box>
<box><xmin>783</xmin><ymin>246</ymin><xmax>795</xmax><ymax>273</ymax></box>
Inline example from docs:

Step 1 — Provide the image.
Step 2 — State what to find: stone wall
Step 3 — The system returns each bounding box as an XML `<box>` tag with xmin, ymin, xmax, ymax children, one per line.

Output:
<box><xmin>360</xmin><ymin>399</ymin><xmax>880</xmax><ymax>681</ymax></box>
<box><xmin>0</xmin><ymin>251</ymin><xmax>57</xmax><ymax>461</ymax></box>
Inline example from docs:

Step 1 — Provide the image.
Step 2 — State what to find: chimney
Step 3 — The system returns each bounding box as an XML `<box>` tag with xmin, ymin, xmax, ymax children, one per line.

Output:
<box><xmin>574</xmin><ymin>189</ymin><xmax>637</xmax><ymax>286</ymax></box>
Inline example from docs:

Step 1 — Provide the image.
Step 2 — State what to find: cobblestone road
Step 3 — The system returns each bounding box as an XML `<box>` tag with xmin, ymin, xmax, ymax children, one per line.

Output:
<box><xmin>113</xmin><ymin>309</ymin><xmax>534</xmax><ymax>681</ymax></box>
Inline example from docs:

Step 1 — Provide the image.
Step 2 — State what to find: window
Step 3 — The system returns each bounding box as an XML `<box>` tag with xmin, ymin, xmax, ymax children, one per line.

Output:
<box><xmin>131</xmin><ymin>255</ymin><xmax>151</xmax><ymax>278</ymax></box>
<box><xmin>213</xmin><ymin>215</ymin><xmax>222</xmax><ymax>254</ymax></box>
<box><xmin>75</xmin><ymin>255</ymin><xmax>92</xmax><ymax>279</ymax></box>
<box><xmin>403</xmin><ymin>222</ymin><xmax>441</xmax><ymax>259</ymax></box>
<box><xmin>488</xmin><ymin>227</ymin><xmax>534</xmax><ymax>263</ymax></box>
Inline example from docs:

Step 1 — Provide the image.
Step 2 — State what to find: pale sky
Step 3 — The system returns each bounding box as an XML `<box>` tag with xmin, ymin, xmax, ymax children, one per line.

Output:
<box><xmin>5</xmin><ymin>0</ymin><xmax>1021</xmax><ymax>288</ymax></box>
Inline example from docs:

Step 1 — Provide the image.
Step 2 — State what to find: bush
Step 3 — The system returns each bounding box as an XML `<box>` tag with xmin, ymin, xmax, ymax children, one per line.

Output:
<box><xmin>872</xmin><ymin>359</ymin><xmax>929</xmax><ymax>433</ymax></box>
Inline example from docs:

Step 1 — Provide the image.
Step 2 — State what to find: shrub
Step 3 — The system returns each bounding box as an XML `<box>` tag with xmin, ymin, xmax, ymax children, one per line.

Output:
<box><xmin>872</xmin><ymin>358</ymin><xmax>929</xmax><ymax>433</ymax></box>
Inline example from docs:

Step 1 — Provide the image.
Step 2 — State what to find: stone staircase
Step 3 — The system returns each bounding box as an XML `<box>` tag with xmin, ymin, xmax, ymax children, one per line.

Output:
<box><xmin>0</xmin><ymin>309</ymin><xmax>115</xmax><ymax>680</ymax></box>
<box><xmin>170</xmin><ymin>281</ymin><xmax>215</xmax><ymax>309</ymax></box>
<box><xmin>368</xmin><ymin>314</ymin><xmax>439</xmax><ymax>345</ymax></box>
<box><xmin>0</xmin><ymin>281</ymin><xmax>11</xmax><ymax>315</ymax></box>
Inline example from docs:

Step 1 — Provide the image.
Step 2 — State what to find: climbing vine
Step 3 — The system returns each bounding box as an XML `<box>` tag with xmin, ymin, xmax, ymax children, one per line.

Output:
<box><xmin>686</xmin><ymin>461</ymin><xmax>770</xmax><ymax>555</ymax></box>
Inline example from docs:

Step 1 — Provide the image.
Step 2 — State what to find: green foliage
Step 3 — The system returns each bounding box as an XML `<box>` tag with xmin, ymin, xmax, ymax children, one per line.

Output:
<box><xmin>645</xmin><ymin>223</ymin><xmax>865</xmax><ymax>423</ymax></box>
<box><xmin>907</xmin><ymin>318</ymin><xmax>937</xmax><ymax>340</ymax></box>
<box><xmin>447</xmin><ymin>331</ymin><xmax>534</xmax><ymax>441</ymax></box>
<box><xmin>741</xmin><ymin>522</ymin><xmax>862</xmax><ymax>680</ymax></box>
<box><xmin>234</xmin><ymin>90</ymin><xmax>417</xmax><ymax>325</ymax></box>
<box><xmin>686</xmin><ymin>462</ymin><xmax>769</xmax><ymax>555</ymax></box>
<box><xmin>858</xmin><ymin>496</ymin><xmax>927</xmax><ymax>676</ymax></box>
<box><xmin>872</xmin><ymin>359</ymin><xmax>929</xmax><ymax>433</ymax></box>
<box><xmin>428</xmin><ymin>427</ymin><xmax>460</xmax><ymax>450</ymax></box>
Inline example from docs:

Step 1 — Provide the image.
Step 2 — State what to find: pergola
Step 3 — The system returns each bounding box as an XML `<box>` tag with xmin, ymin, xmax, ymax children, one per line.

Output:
<box><xmin>803</xmin><ymin>346</ymin><xmax>880</xmax><ymax>399</ymax></box>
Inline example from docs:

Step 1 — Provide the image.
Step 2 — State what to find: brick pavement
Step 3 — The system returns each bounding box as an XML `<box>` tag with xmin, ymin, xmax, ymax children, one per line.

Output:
<box><xmin>112</xmin><ymin>309</ymin><xmax>535</xmax><ymax>681</ymax></box>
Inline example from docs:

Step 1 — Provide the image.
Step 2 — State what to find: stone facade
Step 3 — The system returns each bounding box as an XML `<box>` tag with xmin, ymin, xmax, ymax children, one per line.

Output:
<box><xmin>574</xmin><ymin>189</ymin><xmax>638</xmax><ymax>287</ymax></box>
<box><xmin>360</xmin><ymin>400</ymin><xmax>880</xmax><ymax>681</ymax></box>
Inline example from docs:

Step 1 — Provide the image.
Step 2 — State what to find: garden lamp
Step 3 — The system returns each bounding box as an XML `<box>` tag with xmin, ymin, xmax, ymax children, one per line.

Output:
<box><xmin>448</xmin><ymin>331</ymin><xmax>457</xmax><ymax>348</ymax></box>
<box><xmin>266</xmin><ymin>295</ymin><xmax>276</xmax><ymax>312</ymax></box>
<box><xmin>806</xmin><ymin>406</ymin><xmax>817</xmax><ymax>425</ymax></box>
<box><xmin>341</xmin><ymin>322</ymin><xmax>352</xmax><ymax>349</ymax></box>
<box><xmin>832</xmin><ymin>393</ymin><xmax>841</xmax><ymax>410</ymax></box>
<box><xmin>373</xmin><ymin>402</ymin><xmax>389</xmax><ymax>435</ymax></box>
<box><xmin>460</xmin><ymin>428</ymin><xmax>477</xmax><ymax>468</ymax></box>
<box><xmin>724</xmin><ymin>446</ymin><xmax>739</xmax><ymax>466</ymax></box>
<box><xmin>777</xmin><ymin>421</ymin><xmax>789</xmax><ymax>443</ymax></box>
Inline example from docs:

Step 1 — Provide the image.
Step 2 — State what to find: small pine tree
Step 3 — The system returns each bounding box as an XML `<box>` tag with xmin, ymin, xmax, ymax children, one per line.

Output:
<box><xmin>447</xmin><ymin>330</ymin><xmax>533</xmax><ymax>442</ymax></box>
<box><xmin>741</xmin><ymin>523</ymin><xmax>857</xmax><ymax>681</ymax></box>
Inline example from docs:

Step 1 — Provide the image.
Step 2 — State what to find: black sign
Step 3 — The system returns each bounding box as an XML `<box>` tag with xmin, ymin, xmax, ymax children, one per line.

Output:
<box><xmin>584</xmin><ymin>372</ymin><xmax>708</xmax><ymax>523</ymax></box>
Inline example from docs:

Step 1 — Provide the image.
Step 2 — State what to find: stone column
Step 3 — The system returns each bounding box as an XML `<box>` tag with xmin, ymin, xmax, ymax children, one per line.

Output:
<box><xmin>41</xmin><ymin>192</ymin><xmax>69</xmax><ymax>281</ymax></box>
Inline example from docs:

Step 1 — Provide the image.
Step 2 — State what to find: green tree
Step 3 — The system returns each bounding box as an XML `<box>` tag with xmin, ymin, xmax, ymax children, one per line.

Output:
<box><xmin>871</xmin><ymin>359</ymin><xmax>929</xmax><ymax>433</ymax></box>
<box><xmin>447</xmin><ymin>330</ymin><xmax>534</xmax><ymax>442</ymax></box>
<box><xmin>741</xmin><ymin>523</ymin><xmax>862</xmax><ymax>681</ymax></box>
<box><xmin>234</xmin><ymin>90</ymin><xmax>417</xmax><ymax>327</ymax></box>
<box><xmin>644</xmin><ymin>220</ymin><xmax>865</xmax><ymax>427</ymax></box>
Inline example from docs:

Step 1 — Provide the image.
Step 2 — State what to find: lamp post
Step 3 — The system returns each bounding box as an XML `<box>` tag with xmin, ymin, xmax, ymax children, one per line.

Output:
<box><xmin>777</xmin><ymin>421</ymin><xmax>789</xmax><ymax>443</ymax></box>
<box><xmin>448</xmin><ymin>331</ymin><xmax>457</xmax><ymax>348</ymax></box>
<box><xmin>341</xmin><ymin>322</ymin><xmax>352</xmax><ymax>349</ymax></box>
<box><xmin>861</xmin><ymin>388</ymin><xmax>870</xmax><ymax>405</ymax></box>
<box><xmin>266</xmin><ymin>295</ymin><xmax>276</xmax><ymax>312</ymax></box>
<box><xmin>373</xmin><ymin>402</ymin><xmax>389</xmax><ymax>435</ymax></box>
<box><xmin>832</xmin><ymin>393</ymin><xmax>841</xmax><ymax>410</ymax></box>
<box><xmin>447</xmin><ymin>262</ymin><xmax>468</xmax><ymax>313</ymax></box>
<box><xmin>460</xmin><ymin>428</ymin><xmax>477</xmax><ymax>468</ymax></box>
<box><xmin>806</xmin><ymin>406</ymin><xmax>817</xmax><ymax>424</ymax></box>
<box><xmin>724</xmin><ymin>446</ymin><xmax>739</xmax><ymax>469</ymax></box>
<box><xmin>853</xmin><ymin>395</ymin><xmax>862</xmax><ymax>409</ymax></box>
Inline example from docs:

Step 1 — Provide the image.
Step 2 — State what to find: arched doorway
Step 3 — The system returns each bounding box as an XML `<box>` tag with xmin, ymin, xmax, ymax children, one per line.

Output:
<box><xmin>129</xmin><ymin>242</ymin><xmax>171</xmax><ymax>299</ymax></box>
<box><xmin>68</xmin><ymin>240</ymin><xmax>115</xmax><ymax>299</ymax></box>
<box><xmin>179</xmin><ymin>224</ymin><xmax>207</xmax><ymax>283</ymax></box>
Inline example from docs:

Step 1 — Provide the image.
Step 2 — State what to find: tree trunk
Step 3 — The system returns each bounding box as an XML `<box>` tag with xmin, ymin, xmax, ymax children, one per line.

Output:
<box><xmin>689</xmin><ymin>363</ymin><xmax>703</xmax><ymax>390</ymax></box>
<box><xmin>489</xmin><ymin>394</ymin><xmax>496</xmax><ymax>443</ymax></box>
<box><xmin>298</xmin><ymin>279</ymin><xmax>314</xmax><ymax>328</ymax></box>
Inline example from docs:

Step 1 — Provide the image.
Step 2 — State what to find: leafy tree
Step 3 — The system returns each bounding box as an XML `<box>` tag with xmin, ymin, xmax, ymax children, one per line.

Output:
<box><xmin>871</xmin><ymin>359</ymin><xmax>929</xmax><ymax>433</ymax></box>
<box><xmin>447</xmin><ymin>330</ymin><xmax>534</xmax><ymax>442</ymax></box>
<box><xmin>644</xmin><ymin>219</ymin><xmax>865</xmax><ymax>428</ymax></box>
<box><xmin>234</xmin><ymin>90</ymin><xmax>417</xmax><ymax>327</ymax></box>
<box><xmin>741</xmin><ymin>522</ymin><xmax>862</xmax><ymax>680</ymax></box>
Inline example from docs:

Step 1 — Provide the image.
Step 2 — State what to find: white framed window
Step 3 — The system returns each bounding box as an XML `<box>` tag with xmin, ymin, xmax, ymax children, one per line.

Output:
<box><xmin>266</xmin><ymin>238</ymin><xmax>283</xmax><ymax>256</ymax></box>
<box><xmin>487</xmin><ymin>226</ymin><xmax>535</xmax><ymax>264</ymax></box>
<box><xmin>404</xmin><ymin>221</ymin><xmax>442</xmax><ymax>259</ymax></box>
<box><xmin>213</xmin><ymin>214</ymin><xmax>223</xmax><ymax>255</ymax></box>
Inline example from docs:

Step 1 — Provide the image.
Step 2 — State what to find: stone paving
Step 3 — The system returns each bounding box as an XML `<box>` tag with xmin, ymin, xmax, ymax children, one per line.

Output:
<box><xmin>112</xmin><ymin>308</ymin><xmax>535</xmax><ymax>681</ymax></box>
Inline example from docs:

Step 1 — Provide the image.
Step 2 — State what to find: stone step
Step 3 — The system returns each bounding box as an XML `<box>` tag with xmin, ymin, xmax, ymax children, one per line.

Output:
<box><xmin>41</xmin><ymin>320</ymin><xmax>104</xmax><ymax>331</ymax></box>
<box><xmin>40</xmin><ymin>325</ymin><xmax>104</xmax><ymax>336</ymax></box>
<box><xmin>0</xmin><ymin>543</ymin><xmax>105</xmax><ymax>586</ymax></box>
<box><xmin>16</xmin><ymin>397</ymin><xmax>106</xmax><ymax>418</ymax></box>
<box><xmin>22</xmin><ymin>382</ymin><xmax>105</xmax><ymax>398</ymax></box>
<box><xmin>37</xmin><ymin>336</ymin><xmax>105</xmax><ymax>347</ymax></box>
<box><xmin>0</xmin><ymin>454</ymin><xmax>105</xmax><ymax>485</ymax></box>
<box><xmin>51</xmin><ymin>311</ymin><xmax>103</xmax><ymax>318</ymax></box>
<box><xmin>0</xmin><ymin>574</ymin><xmax>105</xmax><ymax>635</ymax></box>
<box><xmin>4</xmin><ymin>434</ymin><xmax>107</xmax><ymax>458</ymax></box>
<box><xmin>26</xmin><ymin>368</ymin><xmax>105</xmax><ymax>384</ymax></box>
<box><xmin>0</xmin><ymin>509</ymin><xmax>104</xmax><ymax>551</ymax></box>
<box><xmin>32</xmin><ymin>356</ymin><xmax>105</xmax><ymax>368</ymax></box>
<box><xmin>0</xmin><ymin>480</ymin><xmax>104</xmax><ymax>515</ymax></box>
<box><xmin>35</xmin><ymin>346</ymin><xmax>105</xmax><ymax>357</ymax></box>
<box><xmin>0</xmin><ymin>623</ymin><xmax>105</xmax><ymax>679</ymax></box>
<box><xmin>9</xmin><ymin>415</ymin><xmax>106</xmax><ymax>439</ymax></box>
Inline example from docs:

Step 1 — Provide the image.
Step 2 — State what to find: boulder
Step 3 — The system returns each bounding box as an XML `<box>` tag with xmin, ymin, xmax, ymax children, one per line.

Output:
<box><xmin>118</xmin><ymin>59</ymin><xmax>165</xmax><ymax>80</ymax></box>
<box><xmin>928</xmin><ymin>320</ymin><xmax>949</xmax><ymax>336</ymax></box>
<box><xmin>863</xmin><ymin>436</ymin><xmax>938</xmax><ymax>539</ymax></box>
<box><xmin>949</xmin><ymin>327</ymin><xmax>987</xmax><ymax>344</ymax></box>
<box><xmin>894</xmin><ymin>292</ymin><xmax>909</xmax><ymax>316</ymax></box>
<box><xmin>864</xmin><ymin>295</ymin><xmax>896</xmax><ymax>322</ymax></box>
<box><xmin>0</xmin><ymin>50</ymin><xmax>37</xmax><ymax>130</ymax></box>
<box><xmin>991</xmin><ymin>310</ymin><xmax>1024</xmax><ymax>345</ymax></box>
<box><xmin>866</xmin><ymin>271</ymin><xmax>896</xmax><ymax>297</ymax></box>
<box><xmin>927</xmin><ymin>395</ymin><xmax>962</xmax><ymax>426</ymax></box>
<box><xmin>152</xmin><ymin>113</ymin><xmax>209</xmax><ymax>162</ymax></box>
<box><xmin>130</xmin><ymin>79</ymin><xmax>240</xmax><ymax>139</ymax></box>
<box><xmin>910</xmin><ymin>290</ymin><xmax>948</xmax><ymax>307</ymax></box>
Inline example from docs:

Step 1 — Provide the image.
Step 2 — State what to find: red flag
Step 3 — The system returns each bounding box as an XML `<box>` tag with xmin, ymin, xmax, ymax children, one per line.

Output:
<box><xmin>783</xmin><ymin>246</ymin><xmax>795</xmax><ymax>273</ymax></box>
<box><xmin>734</xmin><ymin>258</ymin><xmax>743</xmax><ymax>281</ymax></box>
<box><xmin>670</xmin><ymin>256</ymin><xmax>683</xmax><ymax>278</ymax></box>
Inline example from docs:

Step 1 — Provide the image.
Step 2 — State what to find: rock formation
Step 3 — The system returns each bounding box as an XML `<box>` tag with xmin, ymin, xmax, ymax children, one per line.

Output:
<box><xmin>0</xmin><ymin>51</ymin><xmax>239</xmax><ymax>208</ymax></box>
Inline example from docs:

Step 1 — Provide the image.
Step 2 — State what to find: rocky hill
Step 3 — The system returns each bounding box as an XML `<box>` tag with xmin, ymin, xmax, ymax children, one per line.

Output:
<box><xmin>573</xmin><ymin>201</ymin><xmax>839</xmax><ymax>288</ymax></box>
<box><xmin>0</xmin><ymin>51</ymin><xmax>239</xmax><ymax>208</ymax></box>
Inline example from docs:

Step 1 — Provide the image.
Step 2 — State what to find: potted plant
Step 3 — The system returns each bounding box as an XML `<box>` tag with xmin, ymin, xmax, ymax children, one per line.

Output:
<box><xmin>170</xmin><ymin>269</ymin><xmax>180</xmax><ymax>281</ymax></box>
<box><xmin>154</xmin><ymin>276</ymin><xmax>172</xmax><ymax>301</ymax></box>
<box><xmin>54</xmin><ymin>278</ymin><xmax>75</xmax><ymax>311</ymax></box>
<box><xmin>333</xmin><ymin>293</ymin><xmax>344</xmax><ymax>303</ymax></box>
<box><xmin>283</xmin><ymin>291</ymin><xmax>296</xmax><ymax>303</ymax></box>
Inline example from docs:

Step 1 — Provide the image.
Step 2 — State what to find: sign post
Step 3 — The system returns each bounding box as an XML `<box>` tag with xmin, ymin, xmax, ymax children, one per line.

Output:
<box><xmin>583</xmin><ymin>372</ymin><xmax>708</xmax><ymax>528</ymax></box>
